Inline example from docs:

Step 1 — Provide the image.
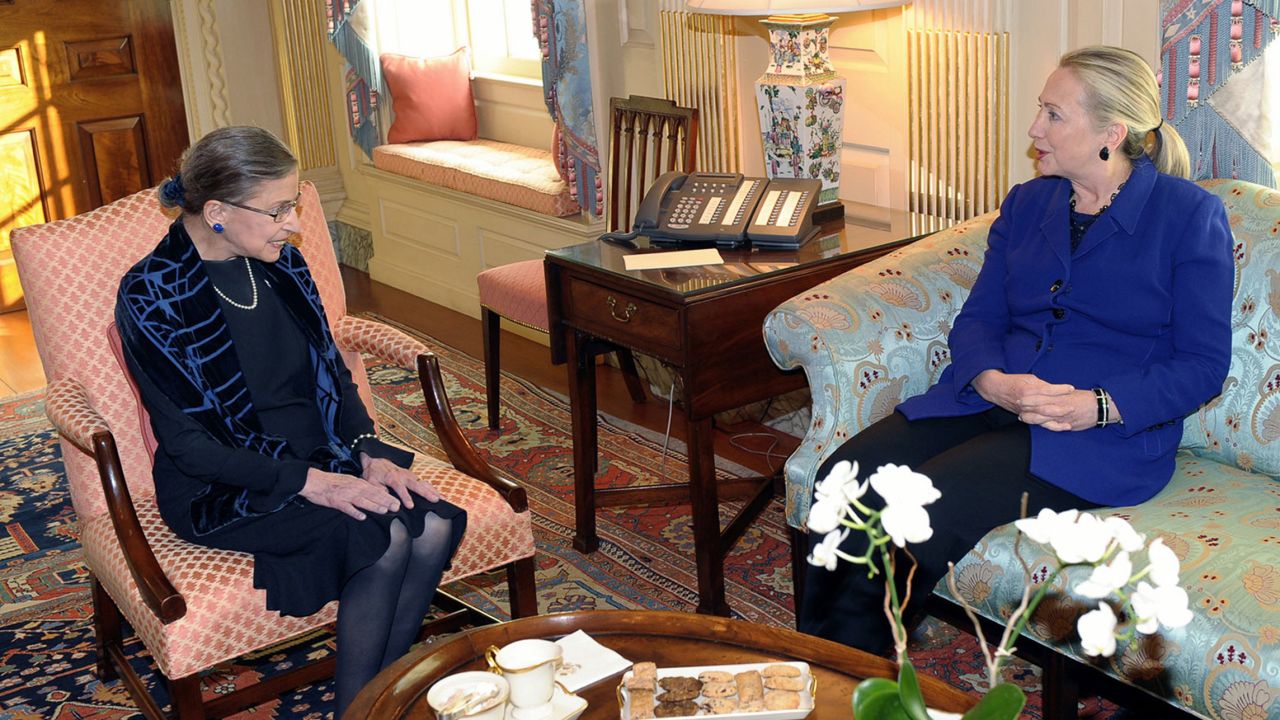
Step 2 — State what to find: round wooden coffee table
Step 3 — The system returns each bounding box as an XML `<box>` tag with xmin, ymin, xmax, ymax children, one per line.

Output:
<box><xmin>346</xmin><ymin>610</ymin><xmax>975</xmax><ymax>719</ymax></box>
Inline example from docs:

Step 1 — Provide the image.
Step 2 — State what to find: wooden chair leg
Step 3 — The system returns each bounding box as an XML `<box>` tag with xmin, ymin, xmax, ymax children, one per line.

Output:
<box><xmin>506</xmin><ymin>556</ymin><xmax>539</xmax><ymax>619</ymax></box>
<box><xmin>481</xmin><ymin>308</ymin><xmax>502</xmax><ymax>429</ymax></box>
<box><xmin>614</xmin><ymin>348</ymin><xmax>648</xmax><ymax>403</ymax></box>
<box><xmin>168</xmin><ymin>674</ymin><xmax>204</xmax><ymax>720</ymax></box>
<box><xmin>788</xmin><ymin>525</ymin><xmax>808</xmax><ymax>629</ymax></box>
<box><xmin>90</xmin><ymin>576</ymin><xmax>121</xmax><ymax>681</ymax></box>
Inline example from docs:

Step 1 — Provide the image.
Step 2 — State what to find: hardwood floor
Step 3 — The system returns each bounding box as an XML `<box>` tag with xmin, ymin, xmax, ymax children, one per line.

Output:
<box><xmin>0</xmin><ymin>268</ymin><xmax>800</xmax><ymax>476</ymax></box>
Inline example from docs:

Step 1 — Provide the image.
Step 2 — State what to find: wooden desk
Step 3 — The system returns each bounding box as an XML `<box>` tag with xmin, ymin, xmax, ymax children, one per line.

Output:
<box><xmin>544</xmin><ymin>227</ymin><xmax>916</xmax><ymax>615</ymax></box>
<box><xmin>346</xmin><ymin>610</ymin><xmax>974</xmax><ymax>718</ymax></box>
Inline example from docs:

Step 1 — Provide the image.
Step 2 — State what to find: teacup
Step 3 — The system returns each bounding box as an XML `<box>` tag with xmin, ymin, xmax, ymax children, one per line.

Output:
<box><xmin>485</xmin><ymin>639</ymin><xmax>563</xmax><ymax>710</ymax></box>
<box><xmin>426</xmin><ymin>671</ymin><xmax>509</xmax><ymax>720</ymax></box>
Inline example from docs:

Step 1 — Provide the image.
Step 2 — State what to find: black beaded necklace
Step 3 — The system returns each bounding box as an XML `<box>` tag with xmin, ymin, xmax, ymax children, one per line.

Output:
<box><xmin>1068</xmin><ymin>181</ymin><xmax>1126</xmax><ymax>253</ymax></box>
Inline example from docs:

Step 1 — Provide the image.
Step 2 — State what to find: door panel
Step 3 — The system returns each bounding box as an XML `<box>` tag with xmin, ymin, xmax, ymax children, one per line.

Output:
<box><xmin>0</xmin><ymin>0</ymin><xmax>188</xmax><ymax>312</ymax></box>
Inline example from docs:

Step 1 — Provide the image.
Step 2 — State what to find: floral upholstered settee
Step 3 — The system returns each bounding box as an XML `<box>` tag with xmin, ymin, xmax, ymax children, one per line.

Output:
<box><xmin>763</xmin><ymin>179</ymin><xmax>1280</xmax><ymax>720</ymax></box>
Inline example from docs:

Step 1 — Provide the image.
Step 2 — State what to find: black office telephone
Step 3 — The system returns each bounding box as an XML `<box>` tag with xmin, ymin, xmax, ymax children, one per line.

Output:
<box><xmin>629</xmin><ymin>172</ymin><xmax>821</xmax><ymax>249</ymax></box>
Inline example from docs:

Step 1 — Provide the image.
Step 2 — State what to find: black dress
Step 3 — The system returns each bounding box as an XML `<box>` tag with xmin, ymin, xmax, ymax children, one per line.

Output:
<box><xmin>125</xmin><ymin>256</ymin><xmax>465</xmax><ymax>617</ymax></box>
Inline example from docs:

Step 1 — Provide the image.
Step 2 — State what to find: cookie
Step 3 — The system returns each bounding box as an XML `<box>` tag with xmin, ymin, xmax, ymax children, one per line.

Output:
<box><xmin>701</xmin><ymin>681</ymin><xmax>736</xmax><ymax>697</ymax></box>
<box><xmin>698</xmin><ymin>670</ymin><xmax>734</xmax><ymax>684</ymax></box>
<box><xmin>761</xmin><ymin>664</ymin><xmax>802</xmax><ymax>678</ymax></box>
<box><xmin>656</xmin><ymin>687</ymin><xmax>700</xmax><ymax>703</ymax></box>
<box><xmin>700</xmin><ymin>697</ymin><xmax>738</xmax><ymax>714</ymax></box>
<box><xmin>658</xmin><ymin>676</ymin><xmax>703</xmax><ymax>694</ymax></box>
<box><xmin>764</xmin><ymin>675</ymin><xmax>806</xmax><ymax>691</ymax></box>
<box><xmin>628</xmin><ymin>688</ymin><xmax>656</xmax><ymax>719</ymax></box>
<box><xmin>633</xmin><ymin>661</ymin><xmax>658</xmax><ymax>681</ymax></box>
<box><xmin>654</xmin><ymin>700</ymin><xmax>699</xmax><ymax>717</ymax></box>
<box><xmin>734</xmin><ymin>670</ymin><xmax>764</xmax><ymax>705</ymax></box>
<box><xmin>764</xmin><ymin>690</ymin><xmax>802</xmax><ymax>710</ymax></box>
<box><xmin>625</xmin><ymin>673</ymin><xmax>656</xmax><ymax>692</ymax></box>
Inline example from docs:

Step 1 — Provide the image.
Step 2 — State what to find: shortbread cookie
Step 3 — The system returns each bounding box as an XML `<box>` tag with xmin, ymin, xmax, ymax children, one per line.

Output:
<box><xmin>701</xmin><ymin>681</ymin><xmax>736</xmax><ymax>698</ymax></box>
<box><xmin>628</xmin><ymin>688</ymin><xmax>656</xmax><ymax>719</ymax></box>
<box><xmin>698</xmin><ymin>670</ymin><xmax>734</xmax><ymax>684</ymax></box>
<box><xmin>761</xmin><ymin>664</ymin><xmax>802</xmax><ymax>678</ymax></box>
<box><xmin>700</xmin><ymin>697</ymin><xmax>738</xmax><ymax>714</ymax></box>
<box><xmin>734</xmin><ymin>670</ymin><xmax>764</xmax><ymax>706</ymax></box>
<box><xmin>654</xmin><ymin>699</ymin><xmax>699</xmax><ymax>717</ymax></box>
<box><xmin>764</xmin><ymin>675</ymin><xmax>806</xmax><ymax>692</ymax></box>
<box><xmin>625</xmin><ymin>673</ymin><xmax>656</xmax><ymax>691</ymax></box>
<box><xmin>633</xmin><ymin>662</ymin><xmax>658</xmax><ymax>681</ymax></box>
<box><xmin>764</xmin><ymin>690</ymin><xmax>802</xmax><ymax>710</ymax></box>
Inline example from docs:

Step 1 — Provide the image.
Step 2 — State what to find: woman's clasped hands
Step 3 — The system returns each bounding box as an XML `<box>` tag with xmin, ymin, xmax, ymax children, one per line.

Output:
<box><xmin>299</xmin><ymin>454</ymin><xmax>442</xmax><ymax>520</ymax></box>
<box><xmin>973</xmin><ymin>369</ymin><xmax>1113</xmax><ymax>431</ymax></box>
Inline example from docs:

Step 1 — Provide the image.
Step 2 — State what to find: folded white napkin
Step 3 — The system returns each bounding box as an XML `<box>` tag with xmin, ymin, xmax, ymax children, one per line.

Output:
<box><xmin>553</xmin><ymin>630</ymin><xmax>633</xmax><ymax>692</ymax></box>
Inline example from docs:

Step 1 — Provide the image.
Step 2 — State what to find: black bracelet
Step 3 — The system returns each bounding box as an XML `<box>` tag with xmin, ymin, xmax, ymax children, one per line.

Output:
<box><xmin>1093</xmin><ymin>388</ymin><xmax>1110</xmax><ymax>428</ymax></box>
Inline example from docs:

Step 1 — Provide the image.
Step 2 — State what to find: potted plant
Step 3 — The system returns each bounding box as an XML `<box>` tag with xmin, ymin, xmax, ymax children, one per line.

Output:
<box><xmin>806</xmin><ymin>461</ymin><xmax>1193</xmax><ymax>719</ymax></box>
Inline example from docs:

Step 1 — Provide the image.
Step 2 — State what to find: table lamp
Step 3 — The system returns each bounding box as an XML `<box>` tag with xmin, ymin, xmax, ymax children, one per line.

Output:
<box><xmin>685</xmin><ymin>1</ymin><xmax>910</xmax><ymax>217</ymax></box>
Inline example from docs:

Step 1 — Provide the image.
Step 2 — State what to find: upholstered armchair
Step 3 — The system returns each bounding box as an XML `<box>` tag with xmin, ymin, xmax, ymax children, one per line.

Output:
<box><xmin>764</xmin><ymin>179</ymin><xmax>1280</xmax><ymax>720</ymax></box>
<box><xmin>11</xmin><ymin>182</ymin><xmax>537</xmax><ymax>719</ymax></box>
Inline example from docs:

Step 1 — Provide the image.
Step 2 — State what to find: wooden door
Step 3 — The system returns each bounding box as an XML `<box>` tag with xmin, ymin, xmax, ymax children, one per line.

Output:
<box><xmin>0</xmin><ymin>0</ymin><xmax>188</xmax><ymax>312</ymax></box>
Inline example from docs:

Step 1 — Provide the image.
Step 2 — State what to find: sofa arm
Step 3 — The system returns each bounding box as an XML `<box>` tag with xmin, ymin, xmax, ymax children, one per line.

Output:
<box><xmin>45</xmin><ymin>377</ymin><xmax>111</xmax><ymax>455</ymax></box>
<box><xmin>763</xmin><ymin>212</ymin><xmax>996</xmax><ymax>528</ymax></box>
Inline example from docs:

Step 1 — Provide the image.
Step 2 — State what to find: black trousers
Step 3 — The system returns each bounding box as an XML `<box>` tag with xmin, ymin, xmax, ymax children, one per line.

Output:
<box><xmin>796</xmin><ymin>408</ymin><xmax>1100</xmax><ymax>654</ymax></box>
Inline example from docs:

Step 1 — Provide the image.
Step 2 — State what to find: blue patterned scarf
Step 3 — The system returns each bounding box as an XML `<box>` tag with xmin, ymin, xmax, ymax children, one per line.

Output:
<box><xmin>115</xmin><ymin>220</ymin><xmax>358</xmax><ymax>535</ymax></box>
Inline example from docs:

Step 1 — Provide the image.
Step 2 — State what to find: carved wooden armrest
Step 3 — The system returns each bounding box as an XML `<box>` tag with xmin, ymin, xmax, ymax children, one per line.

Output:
<box><xmin>45</xmin><ymin>379</ymin><xmax>185</xmax><ymax>622</ymax></box>
<box><xmin>332</xmin><ymin>315</ymin><xmax>527</xmax><ymax>513</ymax></box>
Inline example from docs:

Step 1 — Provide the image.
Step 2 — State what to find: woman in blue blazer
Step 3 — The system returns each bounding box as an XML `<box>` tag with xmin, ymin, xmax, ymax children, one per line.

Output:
<box><xmin>799</xmin><ymin>46</ymin><xmax>1233</xmax><ymax>653</ymax></box>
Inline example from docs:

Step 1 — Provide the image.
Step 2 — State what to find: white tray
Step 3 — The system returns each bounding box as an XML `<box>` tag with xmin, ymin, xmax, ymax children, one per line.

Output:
<box><xmin>616</xmin><ymin>661</ymin><xmax>814</xmax><ymax>720</ymax></box>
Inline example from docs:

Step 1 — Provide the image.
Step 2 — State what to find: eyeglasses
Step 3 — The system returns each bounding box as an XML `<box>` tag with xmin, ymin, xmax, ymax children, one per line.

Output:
<box><xmin>223</xmin><ymin>190</ymin><xmax>302</xmax><ymax>223</ymax></box>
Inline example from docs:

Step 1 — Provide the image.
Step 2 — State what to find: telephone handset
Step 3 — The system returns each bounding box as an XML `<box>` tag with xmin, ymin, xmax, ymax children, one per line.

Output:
<box><xmin>629</xmin><ymin>171</ymin><xmax>821</xmax><ymax>249</ymax></box>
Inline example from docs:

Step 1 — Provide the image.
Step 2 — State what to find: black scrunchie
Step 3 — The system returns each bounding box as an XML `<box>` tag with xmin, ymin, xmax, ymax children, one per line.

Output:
<box><xmin>159</xmin><ymin>174</ymin><xmax>185</xmax><ymax>207</ymax></box>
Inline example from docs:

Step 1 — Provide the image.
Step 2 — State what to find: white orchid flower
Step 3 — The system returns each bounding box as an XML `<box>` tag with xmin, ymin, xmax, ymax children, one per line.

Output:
<box><xmin>1048</xmin><ymin>512</ymin><xmax>1113</xmax><ymax>564</ymax></box>
<box><xmin>881</xmin><ymin>501</ymin><xmax>934</xmax><ymax>547</ymax></box>
<box><xmin>1130</xmin><ymin>580</ymin><xmax>1193</xmax><ymax>633</ymax></box>
<box><xmin>1077</xmin><ymin>603</ymin><xmax>1118</xmax><ymax>657</ymax></box>
<box><xmin>806</xmin><ymin>494</ymin><xmax>847</xmax><ymax>535</ymax></box>
<box><xmin>1075</xmin><ymin>551</ymin><xmax>1133</xmax><ymax>599</ymax></box>
<box><xmin>1103</xmin><ymin>516</ymin><xmax>1145</xmax><ymax>553</ymax></box>
<box><xmin>1146</xmin><ymin>537</ymin><xmax>1181</xmax><ymax>588</ymax></box>
<box><xmin>808</xmin><ymin>528</ymin><xmax>850</xmax><ymax>571</ymax></box>
<box><xmin>815</xmin><ymin>460</ymin><xmax>860</xmax><ymax>501</ymax></box>
<box><xmin>1014</xmin><ymin>508</ymin><xmax>1079</xmax><ymax>545</ymax></box>
<box><xmin>868</xmin><ymin>464</ymin><xmax>941</xmax><ymax>509</ymax></box>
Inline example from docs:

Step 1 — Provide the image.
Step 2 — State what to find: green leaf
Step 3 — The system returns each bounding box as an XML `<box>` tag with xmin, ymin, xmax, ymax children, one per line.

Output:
<box><xmin>897</xmin><ymin>662</ymin><xmax>931</xmax><ymax>720</ymax></box>
<box><xmin>960</xmin><ymin>683</ymin><xmax>1027</xmax><ymax>720</ymax></box>
<box><xmin>851</xmin><ymin>678</ymin><xmax>912</xmax><ymax>720</ymax></box>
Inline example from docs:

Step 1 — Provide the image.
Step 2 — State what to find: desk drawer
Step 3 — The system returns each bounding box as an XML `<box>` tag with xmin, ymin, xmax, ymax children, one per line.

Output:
<box><xmin>565</xmin><ymin>277</ymin><xmax>683</xmax><ymax>358</ymax></box>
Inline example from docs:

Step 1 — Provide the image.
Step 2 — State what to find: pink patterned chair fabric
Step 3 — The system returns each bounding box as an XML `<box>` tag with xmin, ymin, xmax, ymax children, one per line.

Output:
<box><xmin>11</xmin><ymin>183</ymin><xmax>535</xmax><ymax>694</ymax></box>
<box><xmin>477</xmin><ymin>259</ymin><xmax>550</xmax><ymax>332</ymax></box>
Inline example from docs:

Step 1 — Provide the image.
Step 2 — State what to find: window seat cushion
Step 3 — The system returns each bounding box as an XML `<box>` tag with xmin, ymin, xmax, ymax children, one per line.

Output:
<box><xmin>373</xmin><ymin>140</ymin><xmax>582</xmax><ymax>217</ymax></box>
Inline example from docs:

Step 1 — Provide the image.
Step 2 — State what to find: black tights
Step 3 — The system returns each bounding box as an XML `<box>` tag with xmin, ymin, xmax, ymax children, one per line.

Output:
<box><xmin>334</xmin><ymin>513</ymin><xmax>455</xmax><ymax>717</ymax></box>
<box><xmin>797</xmin><ymin>409</ymin><xmax>1100</xmax><ymax>655</ymax></box>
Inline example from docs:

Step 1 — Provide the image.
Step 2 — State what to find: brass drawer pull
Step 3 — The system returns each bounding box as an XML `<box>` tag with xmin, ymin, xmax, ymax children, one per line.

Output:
<box><xmin>606</xmin><ymin>295</ymin><xmax>637</xmax><ymax>322</ymax></box>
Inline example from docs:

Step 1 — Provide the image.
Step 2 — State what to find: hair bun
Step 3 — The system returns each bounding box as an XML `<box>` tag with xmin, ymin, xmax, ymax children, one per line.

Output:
<box><xmin>159</xmin><ymin>174</ymin><xmax>185</xmax><ymax>207</ymax></box>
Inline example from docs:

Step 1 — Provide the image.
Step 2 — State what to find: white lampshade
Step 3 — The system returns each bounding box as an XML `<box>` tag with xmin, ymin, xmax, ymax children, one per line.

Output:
<box><xmin>685</xmin><ymin>0</ymin><xmax>909</xmax><ymax>15</ymax></box>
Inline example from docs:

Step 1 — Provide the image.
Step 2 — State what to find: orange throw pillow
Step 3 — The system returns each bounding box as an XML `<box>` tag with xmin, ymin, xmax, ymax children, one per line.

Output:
<box><xmin>381</xmin><ymin>48</ymin><xmax>478</xmax><ymax>144</ymax></box>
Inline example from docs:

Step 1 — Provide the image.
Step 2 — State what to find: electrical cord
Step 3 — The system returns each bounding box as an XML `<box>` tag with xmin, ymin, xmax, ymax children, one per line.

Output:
<box><xmin>598</xmin><ymin>229</ymin><xmax>642</xmax><ymax>248</ymax></box>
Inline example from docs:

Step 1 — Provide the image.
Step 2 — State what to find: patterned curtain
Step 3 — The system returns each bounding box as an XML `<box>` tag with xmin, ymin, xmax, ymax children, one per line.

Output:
<box><xmin>533</xmin><ymin>0</ymin><xmax>603</xmax><ymax>216</ymax></box>
<box><xmin>326</xmin><ymin>0</ymin><xmax>382</xmax><ymax>158</ymax></box>
<box><xmin>1161</xmin><ymin>0</ymin><xmax>1278</xmax><ymax>186</ymax></box>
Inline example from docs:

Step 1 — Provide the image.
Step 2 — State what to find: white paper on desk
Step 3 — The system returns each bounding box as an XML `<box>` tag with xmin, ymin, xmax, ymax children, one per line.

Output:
<box><xmin>622</xmin><ymin>248</ymin><xmax>723</xmax><ymax>271</ymax></box>
<box><xmin>553</xmin><ymin>630</ymin><xmax>633</xmax><ymax>692</ymax></box>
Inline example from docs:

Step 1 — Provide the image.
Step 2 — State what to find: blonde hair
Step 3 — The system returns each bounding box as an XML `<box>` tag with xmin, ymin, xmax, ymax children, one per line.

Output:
<box><xmin>1059</xmin><ymin>46</ymin><xmax>1190</xmax><ymax>178</ymax></box>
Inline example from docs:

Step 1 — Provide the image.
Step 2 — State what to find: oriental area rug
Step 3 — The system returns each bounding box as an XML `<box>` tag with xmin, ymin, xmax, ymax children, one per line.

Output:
<box><xmin>0</xmin><ymin>315</ymin><xmax>1121</xmax><ymax>719</ymax></box>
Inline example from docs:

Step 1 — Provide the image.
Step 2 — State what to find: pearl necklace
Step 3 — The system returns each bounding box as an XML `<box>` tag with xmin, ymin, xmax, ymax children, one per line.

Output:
<box><xmin>1069</xmin><ymin>181</ymin><xmax>1127</xmax><ymax>215</ymax></box>
<box><xmin>212</xmin><ymin>257</ymin><xmax>259</xmax><ymax>310</ymax></box>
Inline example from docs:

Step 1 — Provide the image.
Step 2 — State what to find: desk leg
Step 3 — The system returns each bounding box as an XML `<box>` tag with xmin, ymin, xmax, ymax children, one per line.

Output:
<box><xmin>687</xmin><ymin>414</ymin><xmax>730</xmax><ymax>616</ymax></box>
<box><xmin>567</xmin><ymin>329</ymin><xmax>600</xmax><ymax>553</ymax></box>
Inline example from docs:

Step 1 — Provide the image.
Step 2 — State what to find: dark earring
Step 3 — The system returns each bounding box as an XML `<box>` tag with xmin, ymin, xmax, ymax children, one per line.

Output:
<box><xmin>1099</xmin><ymin>146</ymin><xmax>1110</xmax><ymax>161</ymax></box>
<box><xmin>212</xmin><ymin>223</ymin><xmax>224</xmax><ymax>233</ymax></box>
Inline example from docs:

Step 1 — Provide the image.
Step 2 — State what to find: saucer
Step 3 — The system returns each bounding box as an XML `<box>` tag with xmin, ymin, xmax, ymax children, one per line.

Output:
<box><xmin>506</xmin><ymin>685</ymin><xmax>587</xmax><ymax>720</ymax></box>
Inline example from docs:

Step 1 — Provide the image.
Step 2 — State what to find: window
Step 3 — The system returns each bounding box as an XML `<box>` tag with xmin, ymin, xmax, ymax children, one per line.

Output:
<box><xmin>369</xmin><ymin>0</ymin><xmax>541</xmax><ymax>82</ymax></box>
